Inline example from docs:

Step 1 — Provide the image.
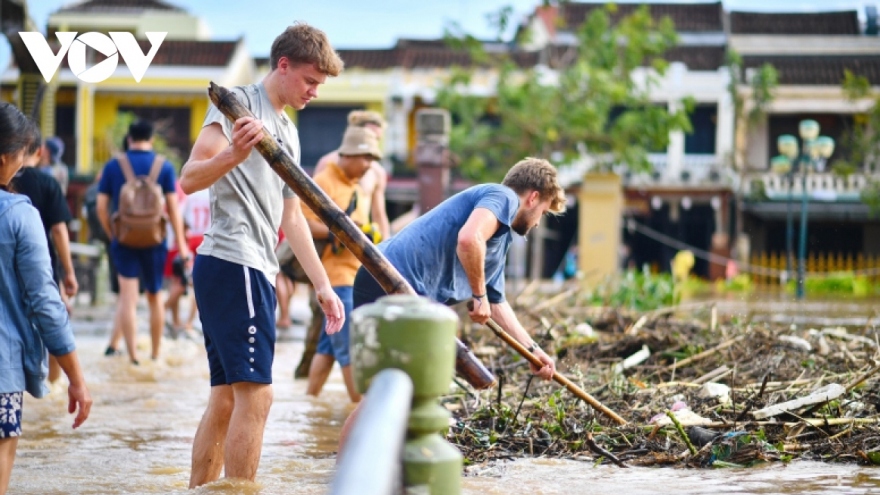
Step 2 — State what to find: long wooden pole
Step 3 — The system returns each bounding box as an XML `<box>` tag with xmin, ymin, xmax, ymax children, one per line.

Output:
<box><xmin>491</xmin><ymin>318</ymin><xmax>626</xmax><ymax>424</ymax></box>
<box><xmin>486</xmin><ymin>316</ymin><xmax>626</xmax><ymax>425</ymax></box>
<box><xmin>207</xmin><ymin>82</ymin><xmax>496</xmax><ymax>390</ymax></box>
<box><xmin>465</xmin><ymin>301</ymin><xmax>627</xmax><ymax>425</ymax></box>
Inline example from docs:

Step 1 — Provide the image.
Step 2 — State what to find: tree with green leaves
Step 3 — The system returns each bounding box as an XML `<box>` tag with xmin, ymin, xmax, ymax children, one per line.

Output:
<box><xmin>436</xmin><ymin>4</ymin><xmax>692</xmax><ymax>182</ymax></box>
<box><xmin>726</xmin><ymin>50</ymin><xmax>777</xmax><ymax>172</ymax></box>
<box><xmin>842</xmin><ymin>70</ymin><xmax>880</xmax><ymax>216</ymax></box>
<box><xmin>841</xmin><ymin>70</ymin><xmax>878</xmax><ymax>173</ymax></box>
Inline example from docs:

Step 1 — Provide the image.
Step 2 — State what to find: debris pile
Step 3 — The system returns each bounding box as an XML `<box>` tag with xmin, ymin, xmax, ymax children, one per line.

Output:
<box><xmin>445</xmin><ymin>284</ymin><xmax>880</xmax><ymax>469</ymax></box>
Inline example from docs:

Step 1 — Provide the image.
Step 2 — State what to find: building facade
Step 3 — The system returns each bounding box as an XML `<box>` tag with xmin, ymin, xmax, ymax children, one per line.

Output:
<box><xmin>732</xmin><ymin>10</ymin><xmax>880</xmax><ymax>277</ymax></box>
<box><xmin>4</xmin><ymin>0</ymin><xmax>880</xmax><ymax>282</ymax></box>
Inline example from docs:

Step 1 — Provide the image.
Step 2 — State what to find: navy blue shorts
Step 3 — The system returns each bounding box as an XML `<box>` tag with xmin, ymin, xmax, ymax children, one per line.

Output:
<box><xmin>316</xmin><ymin>286</ymin><xmax>353</xmax><ymax>366</ymax></box>
<box><xmin>110</xmin><ymin>240</ymin><xmax>167</xmax><ymax>293</ymax></box>
<box><xmin>193</xmin><ymin>255</ymin><xmax>277</xmax><ymax>386</ymax></box>
<box><xmin>0</xmin><ymin>392</ymin><xmax>22</xmax><ymax>438</ymax></box>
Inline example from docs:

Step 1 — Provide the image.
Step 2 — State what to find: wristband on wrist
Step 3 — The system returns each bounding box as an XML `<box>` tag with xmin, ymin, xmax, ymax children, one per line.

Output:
<box><xmin>472</xmin><ymin>293</ymin><xmax>485</xmax><ymax>308</ymax></box>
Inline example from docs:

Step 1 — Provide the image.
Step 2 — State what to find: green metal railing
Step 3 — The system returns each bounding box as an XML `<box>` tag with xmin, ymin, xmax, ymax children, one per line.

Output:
<box><xmin>331</xmin><ymin>294</ymin><xmax>463</xmax><ymax>495</ymax></box>
<box><xmin>330</xmin><ymin>368</ymin><xmax>412</xmax><ymax>495</ymax></box>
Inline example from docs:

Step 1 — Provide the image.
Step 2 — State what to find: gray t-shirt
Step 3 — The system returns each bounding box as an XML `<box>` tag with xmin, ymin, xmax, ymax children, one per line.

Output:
<box><xmin>379</xmin><ymin>184</ymin><xmax>520</xmax><ymax>304</ymax></box>
<box><xmin>196</xmin><ymin>82</ymin><xmax>298</xmax><ymax>281</ymax></box>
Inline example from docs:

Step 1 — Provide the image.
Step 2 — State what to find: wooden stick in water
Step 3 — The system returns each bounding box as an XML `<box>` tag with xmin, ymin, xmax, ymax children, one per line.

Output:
<box><xmin>467</xmin><ymin>302</ymin><xmax>627</xmax><ymax>425</ymax></box>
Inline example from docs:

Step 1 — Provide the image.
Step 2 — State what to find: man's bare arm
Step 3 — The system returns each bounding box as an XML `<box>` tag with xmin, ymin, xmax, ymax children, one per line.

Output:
<box><xmin>281</xmin><ymin>197</ymin><xmax>332</xmax><ymax>291</ymax></box>
<box><xmin>49</xmin><ymin>222</ymin><xmax>78</xmax><ymax>297</ymax></box>
<box><xmin>280</xmin><ymin>196</ymin><xmax>344</xmax><ymax>334</ymax></box>
<box><xmin>179</xmin><ymin>118</ymin><xmax>263</xmax><ymax>194</ymax></box>
<box><xmin>457</xmin><ymin>208</ymin><xmax>500</xmax><ymax>324</ymax></box>
<box><xmin>165</xmin><ymin>192</ymin><xmax>189</xmax><ymax>260</ymax></box>
<box><xmin>370</xmin><ymin>162</ymin><xmax>390</xmax><ymax>239</ymax></box>
<box><xmin>306</xmin><ymin>218</ymin><xmax>331</xmax><ymax>240</ymax></box>
<box><xmin>96</xmin><ymin>193</ymin><xmax>112</xmax><ymax>241</ymax></box>
<box><xmin>490</xmin><ymin>301</ymin><xmax>555</xmax><ymax>380</ymax></box>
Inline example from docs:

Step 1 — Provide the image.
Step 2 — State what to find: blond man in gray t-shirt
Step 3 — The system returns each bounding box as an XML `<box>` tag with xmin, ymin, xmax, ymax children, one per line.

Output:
<box><xmin>180</xmin><ymin>23</ymin><xmax>345</xmax><ymax>488</ymax></box>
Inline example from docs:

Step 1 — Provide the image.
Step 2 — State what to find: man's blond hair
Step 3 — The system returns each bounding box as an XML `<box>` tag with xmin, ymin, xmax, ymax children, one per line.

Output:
<box><xmin>502</xmin><ymin>157</ymin><xmax>566</xmax><ymax>214</ymax></box>
<box><xmin>270</xmin><ymin>22</ymin><xmax>343</xmax><ymax>76</ymax></box>
<box><xmin>348</xmin><ymin>110</ymin><xmax>386</xmax><ymax>129</ymax></box>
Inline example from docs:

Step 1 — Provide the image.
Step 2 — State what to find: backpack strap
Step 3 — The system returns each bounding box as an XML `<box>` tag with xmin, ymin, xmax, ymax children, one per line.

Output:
<box><xmin>344</xmin><ymin>190</ymin><xmax>358</xmax><ymax>216</ymax></box>
<box><xmin>116</xmin><ymin>153</ymin><xmax>136</xmax><ymax>183</ymax></box>
<box><xmin>148</xmin><ymin>154</ymin><xmax>166</xmax><ymax>182</ymax></box>
<box><xmin>330</xmin><ymin>192</ymin><xmax>359</xmax><ymax>255</ymax></box>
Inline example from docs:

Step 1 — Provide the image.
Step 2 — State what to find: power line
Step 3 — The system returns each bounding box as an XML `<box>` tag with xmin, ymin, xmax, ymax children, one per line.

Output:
<box><xmin>627</xmin><ymin>218</ymin><xmax>880</xmax><ymax>279</ymax></box>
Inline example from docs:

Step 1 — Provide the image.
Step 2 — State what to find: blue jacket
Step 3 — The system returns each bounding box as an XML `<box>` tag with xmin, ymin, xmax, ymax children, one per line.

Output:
<box><xmin>0</xmin><ymin>191</ymin><xmax>76</xmax><ymax>398</ymax></box>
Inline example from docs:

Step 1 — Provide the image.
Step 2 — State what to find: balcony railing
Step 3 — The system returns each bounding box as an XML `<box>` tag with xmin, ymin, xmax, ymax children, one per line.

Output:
<box><xmin>556</xmin><ymin>153</ymin><xmax>728</xmax><ymax>188</ymax></box>
<box><xmin>742</xmin><ymin>172</ymin><xmax>877</xmax><ymax>201</ymax></box>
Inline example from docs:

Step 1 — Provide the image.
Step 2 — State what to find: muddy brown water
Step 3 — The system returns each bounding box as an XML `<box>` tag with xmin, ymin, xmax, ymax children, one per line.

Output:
<box><xmin>9</xmin><ymin>298</ymin><xmax>880</xmax><ymax>494</ymax></box>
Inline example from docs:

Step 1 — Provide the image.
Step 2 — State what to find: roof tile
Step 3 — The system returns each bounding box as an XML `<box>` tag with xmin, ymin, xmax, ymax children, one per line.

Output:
<box><xmin>665</xmin><ymin>45</ymin><xmax>726</xmax><ymax>71</ymax></box>
<box><xmin>730</xmin><ymin>11</ymin><xmax>859</xmax><ymax>35</ymax></box>
<box><xmin>55</xmin><ymin>0</ymin><xmax>184</xmax><ymax>14</ymax></box>
<box><xmin>53</xmin><ymin>39</ymin><xmax>240</xmax><ymax>68</ymax></box>
<box><xmin>561</xmin><ymin>2</ymin><xmax>724</xmax><ymax>32</ymax></box>
<box><xmin>743</xmin><ymin>55</ymin><xmax>880</xmax><ymax>85</ymax></box>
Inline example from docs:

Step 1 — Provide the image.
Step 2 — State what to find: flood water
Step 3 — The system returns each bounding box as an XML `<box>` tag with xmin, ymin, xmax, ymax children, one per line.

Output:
<box><xmin>10</xmin><ymin>297</ymin><xmax>880</xmax><ymax>494</ymax></box>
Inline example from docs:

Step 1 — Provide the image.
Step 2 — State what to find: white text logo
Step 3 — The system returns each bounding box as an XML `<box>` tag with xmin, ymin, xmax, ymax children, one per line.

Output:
<box><xmin>18</xmin><ymin>31</ymin><xmax>166</xmax><ymax>83</ymax></box>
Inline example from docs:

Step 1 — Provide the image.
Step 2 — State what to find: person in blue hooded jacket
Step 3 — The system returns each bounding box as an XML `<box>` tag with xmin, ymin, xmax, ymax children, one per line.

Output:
<box><xmin>0</xmin><ymin>103</ymin><xmax>91</xmax><ymax>495</ymax></box>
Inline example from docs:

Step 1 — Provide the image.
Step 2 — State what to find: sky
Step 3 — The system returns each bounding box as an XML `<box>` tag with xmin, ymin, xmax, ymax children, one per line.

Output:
<box><xmin>0</xmin><ymin>0</ymin><xmax>874</xmax><ymax>71</ymax></box>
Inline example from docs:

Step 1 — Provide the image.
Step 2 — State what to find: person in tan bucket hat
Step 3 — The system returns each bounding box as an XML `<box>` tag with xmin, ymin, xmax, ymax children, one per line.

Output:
<box><xmin>316</xmin><ymin>110</ymin><xmax>389</xmax><ymax>238</ymax></box>
<box><xmin>300</xmin><ymin>125</ymin><xmax>381</xmax><ymax>402</ymax></box>
<box><xmin>337</xmin><ymin>125</ymin><xmax>382</xmax><ymax>161</ymax></box>
<box><xmin>283</xmin><ymin>111</ymin><xmax>389</xmax><ymax>377</ymax></box>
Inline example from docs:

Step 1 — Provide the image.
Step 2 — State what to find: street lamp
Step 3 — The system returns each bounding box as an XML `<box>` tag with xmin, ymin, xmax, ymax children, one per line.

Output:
<box><xmin>770</xmin><ymin>154</ymin><xmax>794</xmax><ymax>283</ymax></box>
<box><xmin>776</xmin><ymin>119</ymin><xmax>835</xmax><ymax>299</ymax></box>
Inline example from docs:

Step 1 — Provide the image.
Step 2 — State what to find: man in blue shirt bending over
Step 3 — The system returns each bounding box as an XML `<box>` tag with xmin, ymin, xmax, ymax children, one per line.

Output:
<box><xmin>352</xmin><ymin>156</ymin><xmax>566</xmax><ymax>379</ymax></box>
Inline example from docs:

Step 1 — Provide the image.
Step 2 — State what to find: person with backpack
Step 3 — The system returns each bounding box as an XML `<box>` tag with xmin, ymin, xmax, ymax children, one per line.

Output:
<box><xmin>96</xmin><ymin>120</ymin><xmax>189</xmax><ymax>365</ymax></box>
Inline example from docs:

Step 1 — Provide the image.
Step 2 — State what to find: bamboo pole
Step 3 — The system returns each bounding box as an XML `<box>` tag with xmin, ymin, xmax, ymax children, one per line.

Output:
<box><xmin>207</xmin><ymin>82</ymin><xmax>496</xmax><ymax>389</ymax></box>
<box><xmin>469</xmin><ymin>303</ymin><xmax>627</xmax><ymax>425</ymax></box>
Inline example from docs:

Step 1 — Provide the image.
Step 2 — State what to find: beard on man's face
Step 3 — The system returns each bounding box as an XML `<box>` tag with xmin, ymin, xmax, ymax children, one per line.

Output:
<box><xmin>511</xmin><ymin>215</ymin><xmax>532</xmax><ymax>236</ymax></box>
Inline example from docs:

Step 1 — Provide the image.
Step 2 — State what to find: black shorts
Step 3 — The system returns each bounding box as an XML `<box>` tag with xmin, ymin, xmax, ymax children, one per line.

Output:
<box><xmin>352</xmin><ymin>266</ymin><xmax>387</xmax><ymax>309</ymax></box>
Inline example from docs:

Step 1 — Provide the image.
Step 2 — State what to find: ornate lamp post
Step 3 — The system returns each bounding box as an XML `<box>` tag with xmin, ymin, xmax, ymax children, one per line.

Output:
<box><xmin>770</xmin><ymin>153</ymin><xmax>794</xmax><ymax>283</ymax></box>
<box><xmin>776</xmin><ymin>120</ymin><xmax>835</xmax><ymax>299</ymax></box>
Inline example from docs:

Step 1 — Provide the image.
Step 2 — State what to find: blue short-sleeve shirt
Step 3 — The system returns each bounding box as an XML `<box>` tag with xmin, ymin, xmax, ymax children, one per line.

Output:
<box><xmin>98</xmin><ymin>150</ymin><xmax>176</xmax><ymax>212</ymax></box>
<box><xmin>379</xmin><ymin>184</ymin><xmax>520</xmax><ymax>304</ymax></box>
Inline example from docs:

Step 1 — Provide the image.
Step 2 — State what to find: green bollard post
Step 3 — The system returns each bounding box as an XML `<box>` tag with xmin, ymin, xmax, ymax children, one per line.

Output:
<box><xmin>351</xmin><ymin>294</ymin><xmax>462</xmax><ymax>495</ymax></box>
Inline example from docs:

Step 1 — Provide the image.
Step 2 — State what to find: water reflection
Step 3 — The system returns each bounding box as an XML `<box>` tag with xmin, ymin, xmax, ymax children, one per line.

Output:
<box><xmin>13</xmin><ymin>334</ymin><xmax>346</xmax><ymax>494</ymax></box>
<box><xmin>10</xmin><ymin>330</ymin><xmax>880</xmax><ymax>494</ymax></box>
<box><xmin>465</xmin><ymin>459</ymin><xmax>880</xmax><ymax>494</ymax></box>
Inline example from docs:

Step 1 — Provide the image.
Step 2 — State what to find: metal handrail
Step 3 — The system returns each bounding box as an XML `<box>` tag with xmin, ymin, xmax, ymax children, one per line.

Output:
<box><xmin>330</xmin><ymin>368</ymin><xmax>413</xmax><ymax>495</ymax></box>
